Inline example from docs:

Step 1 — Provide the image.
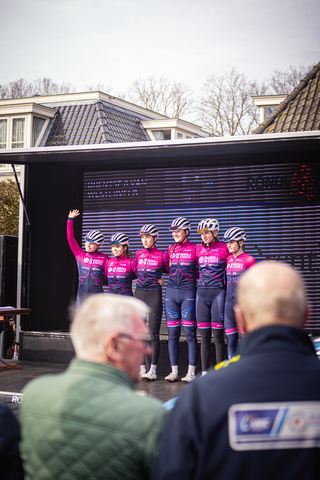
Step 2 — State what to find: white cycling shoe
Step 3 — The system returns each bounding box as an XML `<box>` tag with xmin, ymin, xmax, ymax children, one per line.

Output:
<box><xmin>165</xmin><ymin>372</ymin><xmax>179</xmax><ymax>382</ymax></box>
<box><xmin>141</xmin><ymin>371</ymin><xmax>157</xmax><ymax>381</ymax></box>
<box><xmin>181</xmin><ymin>373</ymin><xmax>196</xmax><ymax>383</ymax></box>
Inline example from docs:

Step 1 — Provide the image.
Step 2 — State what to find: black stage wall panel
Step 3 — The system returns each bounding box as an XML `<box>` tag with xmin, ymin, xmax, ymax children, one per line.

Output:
<box><xmin>82</xmin><ymin>162</ymin><xmax>320</xmax><ymax>332</ymax></box>
<box><xmin>0</xmin><ymin>235</ymin><xmax>18</xmax><ymax>306</ymax></box>
<box><xmin>24</xmin><ymin>163</ymin><xmax>83</xmax><ymax>331</ymax></box>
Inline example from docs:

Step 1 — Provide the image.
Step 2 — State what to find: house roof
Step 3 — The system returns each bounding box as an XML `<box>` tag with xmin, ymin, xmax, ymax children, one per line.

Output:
<box><xmin>41</xmin><ymin>99</ymin><xmax>152</xmax><ymax>146</ymax></box>
<box><xmin>253</xmin><ymin>61</ymin><xmax>320</xmax><ymax>134</ymax></box>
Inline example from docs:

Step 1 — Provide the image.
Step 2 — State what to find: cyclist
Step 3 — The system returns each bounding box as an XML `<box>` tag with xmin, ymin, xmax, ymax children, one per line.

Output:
<box><xmin>196</xmin><ymin>218</ymin><xmax>230</xmax><ymax>373</ymax></box>
<box><xmin>67</xmin><ymin>209</ymin><xmax>108</xmax><ymax>306</ymax></box>
<box><xmin>104</xmin><ymin>233</ymin><xmax>137</xmax><ymax>296</ymax></box>
<box><xmin>164</xmin><ymin>217</ymin><xmax>198</xmax><ymax>383</ymax></box>
<box><xmin>223</xmin><ymin>227</ymin><xmax>256</xmax><ymax>358</ymax></box>
<box><xmin>135</xmin><ymin>224</ymin><xmax>169</xmax><ymax>381</ymax></box>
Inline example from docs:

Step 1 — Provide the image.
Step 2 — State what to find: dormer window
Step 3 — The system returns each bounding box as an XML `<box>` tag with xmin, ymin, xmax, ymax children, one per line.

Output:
<box><xmin>252</xmin><ymin>95</ymin><xmax>287</xmax><ymax>124</ymax></box>
<box><xmin>0</xmin><ymin>102</ymin><xmax>56</xmax><ymax>150</ymax></box>
<box><xmin>141</xmin><ymin>119</ymin><xmax>209</xmax><ymax>142</ymax></box>
<box><xmin>151</xmin><ymin>129</ymin><xmax>172</xmax><ymax>141</ymax></box>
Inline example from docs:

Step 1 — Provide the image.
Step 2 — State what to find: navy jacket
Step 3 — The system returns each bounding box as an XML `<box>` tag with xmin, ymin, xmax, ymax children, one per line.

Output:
<box><xmin>0</xmin><ymin>404</ymin><xmax>24</xmax><ymax>479</ymax></box>
<box><xmin>153</xmin><ymin>326</ymin><xmax>320</xmax><ymax>480</ymax></box>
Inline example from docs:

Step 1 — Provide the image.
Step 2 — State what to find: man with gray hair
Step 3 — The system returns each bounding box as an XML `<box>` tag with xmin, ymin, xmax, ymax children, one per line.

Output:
<box><xmin>20</xmin><ymin>294</ymin><xmax>167</xmax><ymax>480</ymax></box>
<box><xmin>153</xmin><ymin>261</ymin><xmax>320</xmax><ymax>480</ymax></box>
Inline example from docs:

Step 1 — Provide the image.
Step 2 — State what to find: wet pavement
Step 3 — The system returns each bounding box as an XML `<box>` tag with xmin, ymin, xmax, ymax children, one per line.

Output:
<box><xmin>0</xmin><ymin>359</ymin><xmax>189</xmax><ymax>406</ymax></box>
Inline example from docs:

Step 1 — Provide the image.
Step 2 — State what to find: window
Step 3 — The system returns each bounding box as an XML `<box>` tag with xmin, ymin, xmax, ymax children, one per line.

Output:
<box><xmin>0</xmin><ymin>119</ymin><xmax>7</xmax><ymax>149</ymax></box>
<box><xmin>0</xmin><ymin>117</ymin><xmax>26</xmax><ymax>149</ymax></box>
<box><xmin>152</xmin><ymin>130</ymin><xmax>171</xmax><ymax>141</ymax></box>
<box><xmin>177</xmin><ymin>132</ymin><xmax>183</xmax><ymax>139</ymax></box>
<box><xmin>11</xmin><ymin>118</ymin><xmax>25</xmax><ymax>148</ymax></box>
<box><xmin>32</xmin><ymin>117</ymin><xmax>46</xmax><ymax>147</ymax></box>
<box><xmin>264</xmin><ymin>107</ymin><xmax>274</xmax><ymax>118</ymax></box>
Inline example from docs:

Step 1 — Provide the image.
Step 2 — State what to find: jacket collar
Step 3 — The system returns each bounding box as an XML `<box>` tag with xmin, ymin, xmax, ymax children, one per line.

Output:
<box><xmin>68</xmin><ymin>358</ymin><xmax>135</xmax><ymax>390</ymax></box>
<box><xmin>239</xmin><ymin>325</ymin><xmax>317</xmax><ymax>358</ymax></box>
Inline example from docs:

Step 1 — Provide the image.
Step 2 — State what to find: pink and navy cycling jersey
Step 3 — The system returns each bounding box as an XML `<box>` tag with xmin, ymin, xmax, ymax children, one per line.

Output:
<box><xmin>135</xmin><ymin>246</ymin><xmax>169</xmax><ymax>291</ymax></box>
<box><xmin>167</xmin><ymin>239</ymin><xmax>197</xmax><ymax>290</ymax></box>
<box><xmin>67</xmin><ymin>218</ymin><xmax>109</xmax><ymax>293</ymax></box>
<box><xmin>104</xmin><ymin>254</ymin><xmax>137</xmax><ymax>295</ymax></box>
<box><xmin>226</xmin><ymin>252</ymin><xmax>256</xmax><ymax>298</ymax></box>
<box><xmin>196</xmin><ymin>241</ymin><xmax>230</xmax><ymax>289</ymax></box>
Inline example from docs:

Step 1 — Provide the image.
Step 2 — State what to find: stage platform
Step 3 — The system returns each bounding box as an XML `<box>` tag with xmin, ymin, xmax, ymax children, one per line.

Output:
<box><xmin>1</xmin><ymin>331</ymin><xmax>225</xmax><ymax>418</ymax></box>
<box><xmin>0</xmin><ymin>359</ymin><xmax>189</xmax><ymax>418</ymax></box>
<box><xmin>19</xmin><ymin>330</ymin><xmax>222</xmax><ymax>373</ymax></box>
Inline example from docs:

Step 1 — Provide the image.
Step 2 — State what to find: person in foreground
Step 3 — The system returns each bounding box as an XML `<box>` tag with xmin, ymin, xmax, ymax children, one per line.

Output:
<box><xmin>152</xmin><ymin>261</ymin><xmax>320</xmax><ymax>480</ymax></box>
<box><xmin>0</xmin><ymin>404</ymin><xmax>24</xmax><ymax>479</ymax></box>
<box><xmin>20</xmin><ymin>294</ymin><xmax>167</xmax><ymax>480</ymax></box>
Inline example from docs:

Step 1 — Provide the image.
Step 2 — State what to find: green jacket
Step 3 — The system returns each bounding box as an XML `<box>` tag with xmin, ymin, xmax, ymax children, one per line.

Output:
<box><xmin>20</xmin><ymin>359</ymin><xmax>167</xmax><ymax>480</ymax></box>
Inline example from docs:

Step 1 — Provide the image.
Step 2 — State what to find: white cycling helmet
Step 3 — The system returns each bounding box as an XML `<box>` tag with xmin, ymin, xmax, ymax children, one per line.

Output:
<box><xmin>197</xmin><ymin>218</ymin><xmax>219</xmax><ymax>234</ymax></box>
<box><xmin>169</xmin><ymin>217</ymin><xmax>191</xmax><ymax>231</ymax></box>
<box><xmin>85</xmin><ymin>230</ymin><xmax>104</xmax><ymax>245</ymax></box>
<box><xmin>139</xmin><ymin>224</ymin><xmax>159</xmax><ymax>238</ymax></box>
<box><xmin>223</xmin><ymin>227</ymin><xmax>247</xmax><ymax>242</ymax></box>
<box><xmin>110</xmin><ymin>233</ymin><xmax>130</xmax><ymax>246</ymax></box>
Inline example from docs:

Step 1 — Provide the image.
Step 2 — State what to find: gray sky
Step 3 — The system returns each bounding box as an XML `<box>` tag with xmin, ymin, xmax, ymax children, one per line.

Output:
<box><xmin>1</xmin><ymin>0</ymin><xmax>319</xmax><ymax>96</ymax></box>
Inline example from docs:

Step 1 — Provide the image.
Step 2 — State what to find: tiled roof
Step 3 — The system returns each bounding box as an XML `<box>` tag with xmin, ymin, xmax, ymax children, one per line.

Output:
<box><xmin>254</xmin><ymin>61</ymin><xmax>320</xmax><ymax>134</ymax></box>
<box><xmin>41</xmin><ymin>100</ymin><xmax>151</xmax><ymax>146</ymax></box>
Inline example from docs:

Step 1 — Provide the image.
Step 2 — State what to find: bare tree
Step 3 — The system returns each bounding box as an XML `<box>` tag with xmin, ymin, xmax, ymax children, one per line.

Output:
<box><xmin>198</xmin><ymin>69</ymin><xmax>262</xmax><ymax>136</ymax></box>
<box><xmin>0</xmin><ymin>78</ymin><xmax>75</xmax><ymax>99</ymax></box>
<box><xmin>32</xmin><ymin>78</ymin><xmax>74</xmax><ymax>96</ymax></box>
<box><xmin>127</xmin><ymin>75</ymin><xmax>194</xmax><ymax>119</ymax></box>
<box><xmin>86</xmin><ymin>82</ymin><xmax>109</xmax><ymax>92</ymax></box>
<box><xmin>0</xmin><ymin>84</ymin><xmax>8</xmax><ymax>99</ymax></box>
<box><xmin>4</xmin><ymin>78</ymin><xmax>33</xmax><ymax>99</ymax></box>
<box><xmin>267</xmin><ymin>64</ymin><xmax>313</xmax><ymax>94</ymax></box>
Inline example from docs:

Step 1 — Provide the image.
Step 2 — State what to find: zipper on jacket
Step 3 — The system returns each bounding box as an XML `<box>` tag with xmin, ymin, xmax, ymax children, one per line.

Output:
<box><xmin>87</xmin><ymin>253</ymin><xmax>93</xmax><ymax>292</ymax></box>
<box><xmin>114</xmin><ymin>257</ymin><xmax>118</xmax><ymax>294</ymax></box>
<box><xmin>177</xmin><ymin>244</ymin><xmax>181</xmax><ymax>288</ymax></box>
<box><xmin>144</xmin><ymin>250</ymin><xmax>150</xmax><ymax>291</ymax></box>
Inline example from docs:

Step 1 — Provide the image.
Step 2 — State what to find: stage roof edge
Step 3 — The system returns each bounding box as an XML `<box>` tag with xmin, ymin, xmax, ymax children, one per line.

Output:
<box><xmin>0</xmin><ymin>130</ymin><xmax>319</xmax><ymax>170</ymax></box>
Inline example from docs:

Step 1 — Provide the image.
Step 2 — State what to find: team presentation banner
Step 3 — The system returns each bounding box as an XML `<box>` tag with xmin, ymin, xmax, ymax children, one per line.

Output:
<box><xmin>83</xmin><ymin>162</ymin><xmax>320</xmax><ymax>330</ymax></box>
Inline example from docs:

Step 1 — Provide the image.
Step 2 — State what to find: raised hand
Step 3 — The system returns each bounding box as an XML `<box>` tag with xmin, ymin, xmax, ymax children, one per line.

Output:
<box><xmin>68</xmin><ymin>209</ymin><xmax>80</xmax><ymax>219</ymax></box>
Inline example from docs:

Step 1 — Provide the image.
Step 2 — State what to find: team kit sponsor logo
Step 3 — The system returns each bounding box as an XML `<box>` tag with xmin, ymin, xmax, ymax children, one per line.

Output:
<box><xmin>83</xmin><ymin>257</ymin><xmax>104</xmax><ymax>265</ymax></box>
<box><xmin>199</xmin><ymin>256</ymin><xmax>219</xmax><ymax>264</ymax></box>
<box><xmin>228</xmin><ymin>262</ymin><xmax>245</xmax><ymax>271</ymax></box>
<box><xmin>108</xmin><ymin>267</ymin><xmax>127</xmax><ymax>273</ymax></box>
<box><xmin>138</xmin><ymin>258</ymin><xmax>159</xmax><ymax>266</ymax></box>
<box><xmin>228</xmin><ymin>401</ymin><xmax>320</xmax><ymax>450</ymax></box>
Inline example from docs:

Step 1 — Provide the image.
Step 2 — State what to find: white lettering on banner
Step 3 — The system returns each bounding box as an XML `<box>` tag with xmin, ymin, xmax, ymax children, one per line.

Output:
<box><xmin>228</xmin><ymin>401</ymin><xmax>320</xmax><ymax>451</ymax></box>
<box><xmin>11</xmin><ymin>395</ymin><xmax>23</xmax><ymax>404</ymax></box>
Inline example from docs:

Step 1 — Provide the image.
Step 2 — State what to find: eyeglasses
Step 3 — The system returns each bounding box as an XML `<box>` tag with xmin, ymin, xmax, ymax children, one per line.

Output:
<box><xmin>117</xmin><ymin>333</ymin><xmax>151</xmax><ymax>348</ymax></box>
<box><xmin>110</xmin><ymin>241</ymin><xmax>121</xmax><ymax>245</ymax></box>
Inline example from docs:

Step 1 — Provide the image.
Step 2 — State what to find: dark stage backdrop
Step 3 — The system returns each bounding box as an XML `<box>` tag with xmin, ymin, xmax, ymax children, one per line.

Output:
<box><xmin>82</xmin><ymin>162</ymin><xmax>320</xmax><ymax>331</ymax></box>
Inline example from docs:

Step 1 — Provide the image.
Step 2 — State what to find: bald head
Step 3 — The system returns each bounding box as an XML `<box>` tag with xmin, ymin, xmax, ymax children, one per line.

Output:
<box><xmin>235</xmin><ymin>262</ymin><xmax>309</xmax><ymax>333</ymax></box>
